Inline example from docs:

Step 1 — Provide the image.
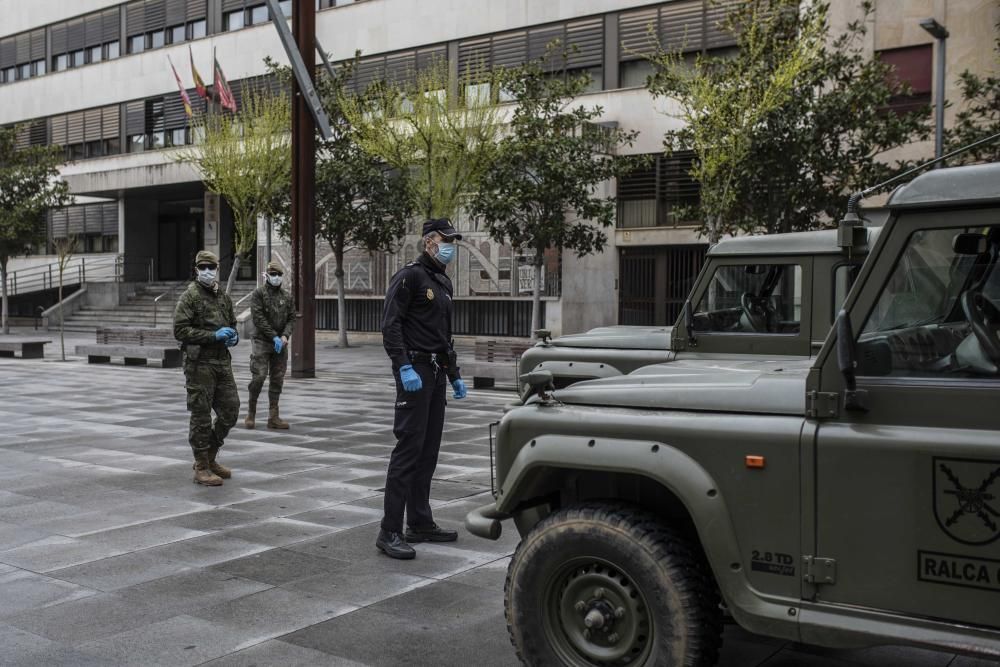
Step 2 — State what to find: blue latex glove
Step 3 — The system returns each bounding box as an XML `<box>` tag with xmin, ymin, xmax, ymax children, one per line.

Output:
<box><xmin>399</xmin><ymin>364</ymin><xmax>422</xmax><ymax>392</ymax></box>
<box><xmin>214</xmin><ymin>327</ymin><xmax>236</xmax><ymax>341</ymax></box>
<box><xmin>225</xmin><ymin>332</ymin><xmax>239</xmax><ymax>348</ymax></box>
<box><xmin>273</xmin><ymin>336</ymin><xmax>283</xmax><ymax>354</ymax></box>
<box><xmin>452</xmin><ymin>378</ymin><xmax>467</xmax><ymax>399</ymax></box>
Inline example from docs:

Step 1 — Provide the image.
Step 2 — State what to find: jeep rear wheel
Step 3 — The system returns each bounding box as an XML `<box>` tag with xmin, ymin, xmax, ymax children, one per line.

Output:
<box><xmin>505</xmin><ymin>504</ymin><xmax>722</xmax><ymax>667</ymax></box>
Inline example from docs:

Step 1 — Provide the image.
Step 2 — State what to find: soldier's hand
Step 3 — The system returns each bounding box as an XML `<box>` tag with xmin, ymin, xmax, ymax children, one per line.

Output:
<box><xmin>399</xmin><ymin>365</ymin><xmax>423</xmax><ymax>392</ymax></box>
<box><xmin>225</xmin><ymin>332</ymin><xmax>239</xmax><ymax>348</ymax></box>
<box><xmin>273</xmin><ymin>336</ymin><xmax>284</xmax><ymax>354</ymax></box>
<box><xmin>214</xmin><ymin>327</ymin><xmax>237</xmax><ymax>341</ymax></box>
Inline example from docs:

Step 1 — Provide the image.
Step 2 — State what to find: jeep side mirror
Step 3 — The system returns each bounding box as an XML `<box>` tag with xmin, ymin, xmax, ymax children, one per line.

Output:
<box><xmin>835</xmin><ymin>310</ymin><xmax>868</xmax><ymax>413</ymax></box>
<box><xmin>519</xmin><ymin>370</ymin><xmax>555</xmax><ymax>402</ymax></box>
<box><xmin>953</xmin><ymin>232</ymin><xmax>989</xmax><ymax>255</ymax></box>
<box><xmin>684</xmin><ymin>300</ymin><xmax>698</xmax><ymax>346</ymax></box>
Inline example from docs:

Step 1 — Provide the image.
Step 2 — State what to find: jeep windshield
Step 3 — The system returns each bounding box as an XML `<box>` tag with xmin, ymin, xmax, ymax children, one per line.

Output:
<box><xmin>691</xmin><ymin>263</ymin><xmax>802</xmax><ymax>334</ymax></box>
<box><xmin>858</xmin><ymin>226</ymin><xmax>1000</xmax><ymax>377</ymax></box>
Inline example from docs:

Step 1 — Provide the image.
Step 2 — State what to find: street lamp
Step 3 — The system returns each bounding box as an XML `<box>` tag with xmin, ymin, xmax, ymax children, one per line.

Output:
<box><xmin>920</xmin><ymin>17</ymin><xmax>949</xmax><ymax>161</ymax></box>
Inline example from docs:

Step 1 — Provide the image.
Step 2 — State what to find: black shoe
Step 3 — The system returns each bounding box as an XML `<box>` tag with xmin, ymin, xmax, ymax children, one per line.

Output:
<box><xmin>376</xmin><ymin>529</ymin><xmax>416</xmax><ymax>559</ymax></box>
<box><xmin>405</xmin><ymin>523</ymin><xmax>458</xmax><ymax>543</ymax></box>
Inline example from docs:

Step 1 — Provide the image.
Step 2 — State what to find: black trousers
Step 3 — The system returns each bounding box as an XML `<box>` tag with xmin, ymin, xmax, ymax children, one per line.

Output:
<box><xmin>381</xmin><ymin>361</ymin><xmax>447</xmax><ymax>533</ymax></box>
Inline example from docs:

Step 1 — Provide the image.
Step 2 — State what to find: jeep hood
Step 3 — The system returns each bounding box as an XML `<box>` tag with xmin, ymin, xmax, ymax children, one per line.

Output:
<box><xmin>547</xmin><ymin>326</ymin><xmax>672</xmax><ymax>350</ymax></box>
<box><xmin>550</xmin><ymin>358</ymin><xmax>809</xmax><ymax>415</ymax></box>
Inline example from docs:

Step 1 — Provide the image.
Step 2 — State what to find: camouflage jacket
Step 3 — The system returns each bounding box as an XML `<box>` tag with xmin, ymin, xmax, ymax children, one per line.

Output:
<box><xmin>173</xmin><ymin>281</ymin><xmax>237</xmax><ymax>348</ymax></box>
<box><xmin>251</xmin><ymin>284</ymin><xmax>296</xmax><ymax>341</ymax></box>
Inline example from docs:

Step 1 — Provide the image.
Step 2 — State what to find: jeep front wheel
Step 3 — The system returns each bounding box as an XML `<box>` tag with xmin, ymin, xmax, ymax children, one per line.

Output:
<box><xmin>505</xmin><ymin>504</ymin><xmax>722</xmax><ymax>666</ymax></box>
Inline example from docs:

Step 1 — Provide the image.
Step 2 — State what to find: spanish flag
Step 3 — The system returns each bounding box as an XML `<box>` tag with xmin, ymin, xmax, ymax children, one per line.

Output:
<box><xmin>189</xmin><ymin>45</ymin><xmax>208</xmax><ymax>100</ymax></box>
<box><xmin>167</xmin><ymin>55</ymin><xmax>193</xmax><ymax>117</ymax></box>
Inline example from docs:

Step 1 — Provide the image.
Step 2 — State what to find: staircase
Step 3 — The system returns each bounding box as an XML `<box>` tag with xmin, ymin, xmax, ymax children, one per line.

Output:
<box><xmin>61</xmin><ymin>281</ymin><xmax>258</xmax><ymax>334</ymax></box>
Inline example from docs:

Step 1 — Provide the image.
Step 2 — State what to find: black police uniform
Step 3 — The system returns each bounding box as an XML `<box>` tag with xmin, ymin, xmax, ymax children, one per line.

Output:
<box><xmin>380</xmin><ymin>251</ymin><xmax>461</xmax><ymax>535</ymax></box>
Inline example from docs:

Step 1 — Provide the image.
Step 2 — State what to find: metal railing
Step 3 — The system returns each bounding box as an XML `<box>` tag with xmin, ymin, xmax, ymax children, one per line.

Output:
<box><xmin>3</xmin><ymin>255</ymin><xmax>155</xmax><ymax>297</ymax></box>
<box><xmin>152</xmin><ymin>280</ymin><xmax>190</xmax><ymax>328</ymax></box>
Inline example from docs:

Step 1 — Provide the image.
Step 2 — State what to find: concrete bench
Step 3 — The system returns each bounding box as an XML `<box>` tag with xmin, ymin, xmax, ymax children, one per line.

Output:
<box><xmin>0</xmin><ymin>337</ymin><xmax>52</xmax><ymax>359</ymax></box>
<box><xmin>76</xmin><ymin>344</ymin><xmax>183</xmax><ymax>368</ymax></box>
<box><xmin>79</xmin><ymin>327</ymin><xmax>181</xmax><ymax>368</ymax></box>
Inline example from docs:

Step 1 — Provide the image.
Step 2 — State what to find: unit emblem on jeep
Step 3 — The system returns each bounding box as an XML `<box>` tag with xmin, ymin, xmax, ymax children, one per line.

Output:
<box><xmin>933</xmin><ymin>457</ymin><xmax>1000</xmax><ymax>546</ymax></box>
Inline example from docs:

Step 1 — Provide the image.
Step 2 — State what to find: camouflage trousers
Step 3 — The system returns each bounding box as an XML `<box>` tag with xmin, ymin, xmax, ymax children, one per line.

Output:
<box><xmin>184</xmin><ymin>358</ymin><xmax>241</xmax><ymax>456</ymax></box>
<box><xmin>248</xmin><ymin>339</ymin><xmax>288</xmax><ymax>403</ymax></box>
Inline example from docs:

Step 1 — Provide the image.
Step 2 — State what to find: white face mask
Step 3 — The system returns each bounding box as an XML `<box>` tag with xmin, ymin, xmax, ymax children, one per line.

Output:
<box><xmin>197</xmin><ymin>268</ymin><xmax>217</xmax><ymax>286</ymax></box>
<box><xmin>266</xmin><ymin>273</ymin><xmax>283</xmax><ymax>287</ymax></box>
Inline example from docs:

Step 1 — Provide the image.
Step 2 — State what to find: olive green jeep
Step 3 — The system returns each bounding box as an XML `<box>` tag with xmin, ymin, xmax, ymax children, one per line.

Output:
<box><xmin>516</xmin><ymin>226</ymin><xmax>879</xmax><ymax>401</ymax></box>
<box><xmin>467</xmin><ymin>162</ymin><xmax>1000</xmax><ymax>666</ymax></box>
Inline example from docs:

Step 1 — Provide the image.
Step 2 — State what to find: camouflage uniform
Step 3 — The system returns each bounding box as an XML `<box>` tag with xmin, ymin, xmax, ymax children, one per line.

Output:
<box><xmin>246</xmin><ymin>260</ymin><xmax>296</xmax><ymax>429</ymax></box>
<box><xmin>173</xmin><ymin>252</ymin><xmax>240</xmax><ymax>483</ymax></box>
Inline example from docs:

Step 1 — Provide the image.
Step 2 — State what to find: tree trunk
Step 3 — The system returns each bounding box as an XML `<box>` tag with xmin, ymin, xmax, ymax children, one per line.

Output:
<box><xmin>334</xmin><ymin>238</ymin><xmax>348</xmax><ymax>348</ymax></box>
<box><xmin>226</xmin><ymin>254</ymin><xmax>241</xmax><ymax>295</ymax></box>
<box><xmin>530</xmin><ymin>254</ymin><xmax>543</xmax><ymax>338</ymax></box>
<box><xmin>1</xmin><ymin>259</ymin><xmax>8</xmax><ymax>336</ymax></box>
<box><xmin>58</xmin><ymin>271</ymin><xmax>65</xmax><ymax>361</ymax></box>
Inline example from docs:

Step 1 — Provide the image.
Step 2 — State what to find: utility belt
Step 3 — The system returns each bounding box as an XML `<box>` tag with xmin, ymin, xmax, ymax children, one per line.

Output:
<box><xmin>407</xmin><ymin>350</ymin><xmax>456</xmax><ymax>371</ymax></box>
<box><xmin>183</xmin><ymin>344</ymin><xmax>229</xmax><ymax>362</ymax></box>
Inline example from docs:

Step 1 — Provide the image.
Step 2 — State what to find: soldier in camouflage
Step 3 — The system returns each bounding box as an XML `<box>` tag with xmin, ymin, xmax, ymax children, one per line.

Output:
<box><xmin>245</xmin><ymin>260</ymin><xmax>296</xmax><ymax>430</ymax></box>
<box><xmin>173</xmin><ymin>250</ymin><xmax>241</xmax><ymax>486</ymax></box>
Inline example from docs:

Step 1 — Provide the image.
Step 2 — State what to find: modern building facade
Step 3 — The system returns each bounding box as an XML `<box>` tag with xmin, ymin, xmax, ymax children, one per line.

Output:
<box><xmin>2</xmin><ymin>0</ymin><xmax>997</xmax><ymax>335</ymax></box>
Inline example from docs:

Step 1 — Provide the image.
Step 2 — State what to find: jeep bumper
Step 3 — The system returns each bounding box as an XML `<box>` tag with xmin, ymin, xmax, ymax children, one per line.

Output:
<box><xmin>464</xmin><ymin>503</ymin><xmax>510</xmax><ymax>540</ymax></box>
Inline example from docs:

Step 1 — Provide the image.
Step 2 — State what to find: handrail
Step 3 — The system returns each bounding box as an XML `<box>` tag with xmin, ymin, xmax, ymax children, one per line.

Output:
<box><xmin>4</xmin><ymin>254</ymin><xmax>119</xmax><ymax>297</ymax></box>
<box><xmin>152</xmin><ymin>279</ymin><xmax>190</xmax><ymax>328</ymax></box>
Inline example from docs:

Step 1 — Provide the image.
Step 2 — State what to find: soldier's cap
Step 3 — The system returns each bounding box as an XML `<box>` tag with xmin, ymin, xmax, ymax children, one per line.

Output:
<box><xmin>195</xmin><ymin>250</ymin><xmax>219</xmax><ymax>267</ymax></box>
<box><xmin>266</xmin><ymin>261</ymin><xmax>283</xmax><ymax>275</ymax></box>
<box><xmin>422</xmin><ymin>218</ymin><xmax>463</xmax><ymax>241</ymax></box>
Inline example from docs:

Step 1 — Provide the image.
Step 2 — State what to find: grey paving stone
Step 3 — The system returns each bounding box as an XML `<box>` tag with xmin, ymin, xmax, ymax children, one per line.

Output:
<box><xmin>0</xmin><ymin>569</ymin><xmax>98</xmax><ymax>619</ymax></box>
<box><xmin>0</xmin><ymin>521</ymin><xmax>55</xmax><ymax>551</ymax></box>
<box><xmin>226</xmin><ymin>494</ymin><xmax>333</xmax><ymax>517</ymax></box>
<box><xmin>46</xmin><ymin>551</ymin><xmax>193</xmax><ymax>592</ymax></box>
<box><xmin>198</xmin><ymin>639</ymin><xmax>370</xmax><ymax>667</ymax></box>
<box><xmin>0</xmin><ymin>622</ymin><xmax>109</xmax><ymax>667</ymax></box>
<box><xmin>165</xmin><ymin>508</ymin><xmax>263</xmax><ymax>532</ymax></box>
<box><xmin>283</xmin><ymin>566</ymin><xmax>434</xmax><ymax>607</ymax></box>
<box><xmin>0</xmin><ymin>535</ymin><xmax>130</xmax><ymax>573</ymax></box>
<box><xmin>188</xmin><ymin>587</ymin><xmax>357</xmax><ymax>640</ymax></box>
<box><xmin>75</xmin><ymin>614</ymin><xmax>261</xmax><ymax>667</ymax></box>
<box><xmin>284</xmin><ymin>504</ymin><xmax>383</xmax><ymax>530</ymax></box>
<box><xmin>209</xmin><ymin>547</ymin><xmax>351</xmax><ymax>586</ymax></box>
<box><xmin>218</xmin><ymin>518</ymin><xmax>339</xmax><ymax>547</ymax></box>
<box><xmin>115</xmin><ymin>569</ymin><xmax>272</xmax><ymax>615</ymax></box>
<box><xmin>4</xmin><ymin>592</ymin><xmax>178</xmax><ymax>644</ymax></box>
<box><xmin>444</xmin><ymin>557</ymin><xmax>511</xmax><ymax>592</ymax></box>
<box><xmin>77</xmin><ymin>521</ymin><xmax>208</xmax><ymax>551</ymax></box>
<box><xmin>141</xmin><ymin>535</ymin><xmax>272</xmax><ymax>568</ymax></box>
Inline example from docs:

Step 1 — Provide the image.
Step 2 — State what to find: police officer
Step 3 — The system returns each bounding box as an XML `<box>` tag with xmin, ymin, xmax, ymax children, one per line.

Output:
<box><xmin>173</xmin><ymin>250</ymin><xmax>241</xmax><ymax>486</ymax></box>
<box><xmin>377</xmin><ymin>218</ymin><xmax>468</xmax><ymax>559</ymax></box>
<box><xmin>245</xmin><ymin>260</ymin><xmax>295</xmax><ymax>430</ymax></box>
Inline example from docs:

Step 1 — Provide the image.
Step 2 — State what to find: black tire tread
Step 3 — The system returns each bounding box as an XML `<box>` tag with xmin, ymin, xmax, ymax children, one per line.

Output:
<box><xmin>505</xmin><ymin>502</ymin><xmax>724</xmax><ymax>667</ymax></box>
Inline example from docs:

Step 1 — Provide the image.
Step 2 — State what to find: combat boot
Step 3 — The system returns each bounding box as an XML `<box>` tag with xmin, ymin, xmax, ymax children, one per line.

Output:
<box><xmin>207</xmin><ymin>448</ymin><xmax>232</xmax><ymax>479</ymax></box>
<box><xmin>244</xmin><ymin>397</ymin><xmax>257</xmax><ymax>429</ymax></box>
<box><xmin>192</xmin><ymin>455</ymin><xmax>223</xmax><ymax>486</ymax></box>
<box><xmin>267</xmin><ymin>400</ymin><xmax>289</xmax><ymax>430</ymax></box>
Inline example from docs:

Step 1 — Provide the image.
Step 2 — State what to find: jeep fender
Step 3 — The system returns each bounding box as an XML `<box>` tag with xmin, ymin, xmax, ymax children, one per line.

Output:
<box><xmin>527</xmin><ymin>360</ymin><xmax>624</xmax><ymax>382</ymax></box>
<box><xmin>495</xmin><ymin>434</ymin><xmax>802</xmax><ymax>642</ymax></box>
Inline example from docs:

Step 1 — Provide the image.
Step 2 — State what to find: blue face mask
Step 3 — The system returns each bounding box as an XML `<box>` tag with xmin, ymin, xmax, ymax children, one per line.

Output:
<box><xmin>435</xmin><ymin>242</ymin><xmax>456</xmax><ymax>265</ymax></box>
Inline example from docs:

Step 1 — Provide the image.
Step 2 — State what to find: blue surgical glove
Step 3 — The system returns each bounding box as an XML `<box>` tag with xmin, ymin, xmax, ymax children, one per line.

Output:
<box><xmin>214</xmin><ymin>327</ymin><xmax>236</xmax><ymax>341</ymax></box>
<box><xmin>452</xmin><ymin>378</ymin><xmax>467</xmax><ymax>399</ymax></box>
<box><xmin>273</xmin><ymin>336</ymin><xmax>283</xmax><ymax>354</ymax></box>
<box><xmin>399</xmin><ymin>364</ymin><xmax>422</xmax><ymax>392</ymax></box>
<box><xmin>225</xmin><ymin>332</ymin><xmax>239</xmax><ymax>348</ymax></box>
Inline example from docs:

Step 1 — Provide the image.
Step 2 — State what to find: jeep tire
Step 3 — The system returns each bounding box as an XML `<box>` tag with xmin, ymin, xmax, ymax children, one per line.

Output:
<box><xmin>505</xmin><ymin>503</ymin><xmax>723</xmax><ymax>666</ymax></box>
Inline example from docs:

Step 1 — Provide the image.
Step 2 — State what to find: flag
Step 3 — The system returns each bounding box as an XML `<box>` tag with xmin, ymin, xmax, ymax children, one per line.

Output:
<box><xmin>213</xmin><ymin>51</ymin><xmax>237</xmax><ymax>112</ymax></box>
<box><xmin>167</xmin><ymin>55</ymin><xmax>193</xmax><ymax>117</ymax></box>
<box><xmin>189</xmin><ymin>46</ymin><xmax>208</xmax><ymax>100</ymax></box>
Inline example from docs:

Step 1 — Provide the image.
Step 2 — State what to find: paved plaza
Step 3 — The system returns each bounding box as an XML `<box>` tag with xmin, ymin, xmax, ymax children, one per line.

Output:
<box><xmin>0</xmin><ymin>332</ymin><xmax>994</xmax><ymax>666</ymax></box>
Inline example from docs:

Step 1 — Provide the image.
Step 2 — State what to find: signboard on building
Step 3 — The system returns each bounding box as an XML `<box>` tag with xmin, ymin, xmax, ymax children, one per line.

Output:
<box><xmin>204</xmin><ymin>192</ymin><xmax>220</xmax><ymax>246</ymax></box>
<box><xmin>518</xmin><ymin>264</ymin><xmax>544</xmax><ymax>294</ymax></box>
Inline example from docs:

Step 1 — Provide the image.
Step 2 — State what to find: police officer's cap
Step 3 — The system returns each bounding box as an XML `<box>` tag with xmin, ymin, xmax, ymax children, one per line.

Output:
<box><xmin>266</xmin><ymin>261</ymin><xmax>283</xmax><ymax>275</ymax></box>
<box><xmin>195</xmin><ymin>250</ymin><xmax>219</xmax><ymax>266</ymax></box>
<box><xmin>422</xmin><ymin>218</ymin><xmax>463</xmax><ymax>240</ymax></box>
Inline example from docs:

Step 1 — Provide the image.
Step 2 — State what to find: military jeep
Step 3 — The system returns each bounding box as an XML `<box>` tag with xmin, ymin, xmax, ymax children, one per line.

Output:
<box><xmin>467</xmin><ymin>162</ymin><xmax>1000</xmax><ymax>666</ymax></box>
<box><xmin>515</xmin><ymin>226</ymin><xmax>879</xmax><ymax>401</ymax></box>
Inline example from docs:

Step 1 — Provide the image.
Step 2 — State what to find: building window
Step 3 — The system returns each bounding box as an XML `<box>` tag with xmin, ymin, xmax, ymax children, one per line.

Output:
<box><xmin>129</xmin><ymin>134</ymin><xmax>146</xmax><ymax>153</ymax></box>
<box><xmin>878</xmin><ymin>44</ymin><xmax>932</xmax><ymax>114</ymax></box>
<box><xmin>88</xmin><ymin>45</ymin><xmax>103</xmax><ymax>64</ymax></box>
<box><xmin>618</xmin><ymin>152</ymin><xmax>700</xmax><ymax>229</ymax></box>
<box><xmin>106</xmin><ymin>41</ymin><xmax>120</xmax><ymax>59</ymax></box>
<box><xmin>128</xmin><ymin>35</ymin><xmax>145</xmax><ymax>54</ymax></box>
<box><xmin>52</xmin><ymin>55</ymin><xmax>67</xmax><ymax>72</ymax></box>
<box><xmin>168</xmin><ymin>128</ymin><xmax>187</xmax><ymax>147</ymax></box>
<box><xmin>189</xmin><ymin>20</ymin><xmax>206</xmax><ymax>40</ymax></box>
<box><xmin>104</xmin><ymin>137</ymin><xmax>121</xmax><ymax>155</ymax></box>
<box><xmin>280</xmin><ymin>0</ymin><xmax>292</xmax><ymax>16</ymax></box>
<box><xmin>149</xmin><ymin>30</ymin><xmax>165</xmax><ymax>49</ymax></box>
<box><xmin>249</xmin><ymin>4</ymin><xmax>268</xmax><ymax>25</ymax></box>
<box><xmin>32</xmin><ymin>59</ymin><xmax>45</xmax><ymax>76</ymax></box>
<box><xmin>86</xmin><ymin>139</ymin><xmax>104</xmax><ymax>158</ymax></box>
<box><xmin>17</xmin><ymin>63</ymin><xmax>30</xmax><ymax>80</ymax></box>
<box><xmin>2</xmin><ymin>67</ymin><xmax>15</xmax><ymax>82</ymax></box>
<box><xmin>225</xmin><ymin>10</ymin><xmax>245</xmax><ymax>31</ymax></box>
<box><xmin>168</xmin><ymin>25</ymin><xmax>186</xmax><ymax>44</ymax></box>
